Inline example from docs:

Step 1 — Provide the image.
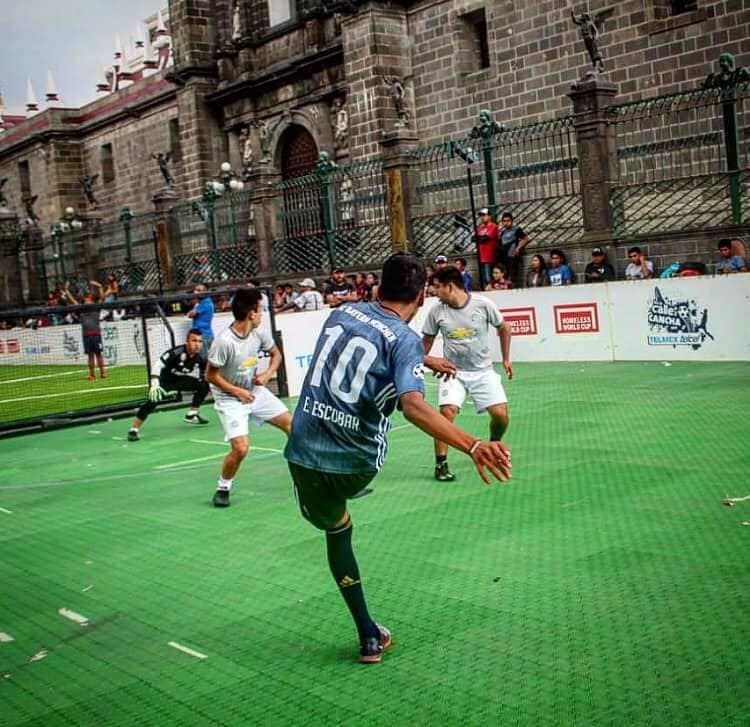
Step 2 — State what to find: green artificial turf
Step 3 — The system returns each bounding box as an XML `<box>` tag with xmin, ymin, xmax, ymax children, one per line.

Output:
<box><xmin>1</xmin><ymin>361</ymin><xmax>749</xmax><ymax>725</ymax></box>
<box><xmin>0</xmin><ymin>365</ymin><xmax>147</xmax><ymax>424</ymax></box>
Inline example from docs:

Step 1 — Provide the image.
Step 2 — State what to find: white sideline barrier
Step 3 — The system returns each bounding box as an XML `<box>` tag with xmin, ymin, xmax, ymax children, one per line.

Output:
<box><xmin>272</xmin><ymin>275</ymin><xmax>750</xmax><ymax>396</ymax></box>
<box><xmin>1</xmin><ymin>276</ymin><xmax>747</xmax><ymax>396</ymax></box>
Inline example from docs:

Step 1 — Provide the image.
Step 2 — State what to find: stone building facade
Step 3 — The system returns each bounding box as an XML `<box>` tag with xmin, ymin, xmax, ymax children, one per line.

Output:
<box><xmin>1</xmin><ymin>0</ymin><xmax>748</xmax><ymax>303</ymax></box>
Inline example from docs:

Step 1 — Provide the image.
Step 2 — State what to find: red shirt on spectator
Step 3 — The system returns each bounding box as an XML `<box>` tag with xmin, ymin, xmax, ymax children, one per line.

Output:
<box><xmin>475</xmin><ymin>221</ymin><xmax>499</xmax><ymax>264</ymax></box>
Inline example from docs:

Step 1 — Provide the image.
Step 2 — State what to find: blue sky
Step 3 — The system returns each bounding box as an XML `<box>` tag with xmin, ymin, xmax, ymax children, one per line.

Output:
<box><xmin>1</xmin><ymin>1</ymin><xmax>165</xmax><ymax>111</ymax></box>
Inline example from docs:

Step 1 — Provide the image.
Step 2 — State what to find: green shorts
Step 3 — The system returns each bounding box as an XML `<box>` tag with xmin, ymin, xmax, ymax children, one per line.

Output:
<box><xmin>288</xmin><ymin>461</ymin><xmax>376</xmax><ymax>531</ymax></box>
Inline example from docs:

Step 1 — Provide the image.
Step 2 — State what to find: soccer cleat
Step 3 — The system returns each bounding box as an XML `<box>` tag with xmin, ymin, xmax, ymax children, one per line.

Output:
<box><xmin>127</xmin><ymin>429</ymin><xmax>140</xmax><ymax>442</ymax></box>
<box><xmin>434</xmin><ymin>461</ymin><xmax>456</xmax><ymax>482</ymax></box>
<box><xmin>184</xmin><ymin>413</ymin><xmax>209</xmax><ymax>425</ymax></box>
<box><xmin>86</xmin><ymin>375</ymin><xmax>95</xmax><ymax>382</ymax></box>
<box><xmin>359</xmin><ymin>624</ymin><xmax>392</xmax><ymax>664</ymax></box>
<box><xmin>213</xmin><ymin>489</ymin><xmax>230</xmax><ymax>508</ymax></box>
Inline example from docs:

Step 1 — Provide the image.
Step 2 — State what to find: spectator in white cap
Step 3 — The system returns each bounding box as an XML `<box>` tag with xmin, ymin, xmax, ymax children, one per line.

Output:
<box><xmin>277</xmin><ymin>278</ymin><xmax>324</xmax><ymax>312</ymax></box>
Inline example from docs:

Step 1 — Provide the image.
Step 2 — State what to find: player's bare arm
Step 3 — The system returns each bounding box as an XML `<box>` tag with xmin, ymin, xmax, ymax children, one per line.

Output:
<box><xmin>253</xmin><ymin>345</ymin><xmax>282</xmax><ymax>387</ymax></box>
<box><xmin>399</xmin><ymin>391</ymin><xmax>511</xmax><ymax>484</ymax></box>
<box><xmin>206</xmin><ymin>362</ymin><xmax>254</xmax><ymax>403</ymax></box>
<box><xmin>422</xmin><ymin>334</ymin><xmax>457</xmax><ymax>378</ymax></box>
<box><xmin>497</xmin><ymin>323</ymin><xmax>513</xmax><ymax>379</ymax></box>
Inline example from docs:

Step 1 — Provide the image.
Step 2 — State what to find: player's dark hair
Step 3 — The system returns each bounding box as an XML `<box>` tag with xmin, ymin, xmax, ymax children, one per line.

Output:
<box><xmin>186</xmin><ymin>328</ymin><xmax>203</xmax><ymax>339</ymax></box>
<box><xmin>433</xmin><ymin>265</ymin><xmax>465</xmax><ymax>289</ymax></box>
<box><xmin>455</xmin><ymin>257</ymin><xmax>467</xmax><ymax>267</ymax></box>
<box><xmin>501</xmin><ymin>212</ymin><xmax>513</xmax><ymax>221</ymax></box>
<box><xmin>231</xmin><ymin>287</ymin><xmax>262</xmax><ymax>320</ymax></box>
<box><xmin>718</xmin><ymin>239</ymin><xmax>731</xmax><ymax>249</ymax></box>
<box><xmin>550</xmin><ymin>248</ymin><xmax>566</xmax><ymax>261</ymax></box>
<box><xmin>628</xmin><ymin>246</ymin><xmax>642</xmax><ymax>255</ymax></box>
<box><xmin>379</xmin><ymin>253</ymin><xmax>426</xmax><ymax>303</ymax></box>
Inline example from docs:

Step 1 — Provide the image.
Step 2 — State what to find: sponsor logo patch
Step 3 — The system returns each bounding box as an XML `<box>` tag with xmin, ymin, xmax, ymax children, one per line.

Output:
<box><xmin>553</xmin><ymin>303</ymin><xmax>599</xmax><ymax>334</ymax></box>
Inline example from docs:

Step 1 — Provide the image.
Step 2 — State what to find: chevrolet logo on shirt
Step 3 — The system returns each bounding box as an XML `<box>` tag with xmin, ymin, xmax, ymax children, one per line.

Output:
<box><xmin>447</xmin><ymin>327</ymin><xmax>477</xmax><ymax>340</ymax></box>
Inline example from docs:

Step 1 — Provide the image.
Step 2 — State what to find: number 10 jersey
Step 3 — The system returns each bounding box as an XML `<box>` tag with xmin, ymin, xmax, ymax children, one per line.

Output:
<box><xmin>284</xmin><ymin>302</ymin><xmax>426</xmax><ymax>474</ymax></box>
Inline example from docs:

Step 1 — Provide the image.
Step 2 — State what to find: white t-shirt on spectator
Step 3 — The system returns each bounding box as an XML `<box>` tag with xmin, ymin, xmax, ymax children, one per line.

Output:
<box><xmin>625</xmin><ymin>260</ymin><xmax>654</xmax><ymax>279</ymax></box>
<box><xmin>294</xmin><ymin>290</ymin><xmax>324</xmax><ymax>311</ymax></box>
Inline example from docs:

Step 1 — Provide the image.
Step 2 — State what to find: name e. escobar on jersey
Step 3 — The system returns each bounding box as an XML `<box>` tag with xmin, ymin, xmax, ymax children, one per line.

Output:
<box><xmin>299</xmin><ymin>304</ymin><xmax>424</xmax><ymax>432</ymax></box>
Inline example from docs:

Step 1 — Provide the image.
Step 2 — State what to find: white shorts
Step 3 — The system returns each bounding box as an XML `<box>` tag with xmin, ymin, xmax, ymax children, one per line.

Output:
<box><xmin>438</xmin><ymin>369</ymin><xmax>507</xmax><ymax>413</ymax></box>
<box><xmin>214</xmin><ymin>386</ymin><xmax>288</xmax><ymax>440</ymax></box>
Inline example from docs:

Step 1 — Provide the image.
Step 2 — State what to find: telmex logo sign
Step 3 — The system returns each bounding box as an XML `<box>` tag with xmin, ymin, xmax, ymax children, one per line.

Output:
<box><xmin>499</xmin><ymin>307</ymin><xmax>537</xmax><ymax>336</ymax></box>
<box><xmin>553</xmin><ymin>303</ymin><xmax>599</xmax><ymax>334</ymax></box>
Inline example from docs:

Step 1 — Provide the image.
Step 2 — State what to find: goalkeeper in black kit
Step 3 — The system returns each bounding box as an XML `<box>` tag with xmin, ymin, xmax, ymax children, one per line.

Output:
<box><xmin>127</xmin><ymin>328</ymin><xmax>210</xmax><ymax>441</ymax></box>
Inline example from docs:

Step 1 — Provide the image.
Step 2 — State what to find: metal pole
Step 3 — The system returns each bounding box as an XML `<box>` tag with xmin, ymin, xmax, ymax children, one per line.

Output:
<box><xmin>722</xmin><ymin>88</ymin><xmax>742</xmax><ymax>224</ymax></box>
<box><xmin>152</xmin><ymin>228</ymin><xmax>164</xmax><ymax>296</ymax></box>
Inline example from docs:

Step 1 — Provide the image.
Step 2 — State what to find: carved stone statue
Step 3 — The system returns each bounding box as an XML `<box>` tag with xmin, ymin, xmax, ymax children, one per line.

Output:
<box><xmin>23</xmin><ymin>195</ymin><xmax>39</xmax><ymax>226</ymax></box>
<box><xmin>382</xmin><ymin>76</ymin><xmax>409</xmax><ymax>127</ymax></box>
<box><xmin>238</xmin><ymin>126</ymin><xmax>254</xmax><ymax>178</ymax></box>
<box><xmin>704</xmin><ymin>52</ymin><xmax>750</xmax><ymax>90</ymax></box>
<box><xmin>81</xmin><ymin>175</ymin><xmax>99</xmax><ymax>209</ymax></box>
<box><xmin>151</xmin><ymin>151</ymin><xmax>175</xmax><ymax>186</ymax></box>
<box><xmin>0</xmin><ymin>178</ymin><xmax>8</xmax><ymax>209</ymax></box>
<box><xmin>331</xmin><ymin>97</ymin><xmax>348</xmax><ymax>148</ymax></box>
<box><xmin>255</xmin><ymin>117</ymin><xmax>281</xmax><ymax>163</ymax></box>
<box><xmin>471</xmin><ymin>109</ymin><xmax>507</xmax><ymax>140</ymax></box>
<box><xmin>571</xmin><ymin>9</ymin><xmax>606</xmax><ymax>74</ymax></box>
<box><xmin>232</xmin><ymin>1</ymin><xmax>242</xmax><ymax>41</ymax></box>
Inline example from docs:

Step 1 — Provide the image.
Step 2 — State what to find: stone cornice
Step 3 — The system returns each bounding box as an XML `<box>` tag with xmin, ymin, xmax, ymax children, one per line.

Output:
<box><xmin>205</xmin><ymin>42</ymin><xmax>343</xmax><ymax>106</ymax></box>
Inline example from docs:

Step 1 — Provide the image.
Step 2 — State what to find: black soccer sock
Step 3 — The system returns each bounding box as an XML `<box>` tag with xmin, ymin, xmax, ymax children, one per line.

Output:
<box><xmin>436</xmin><ymin>454</ymin><xmax>447</xmax><ymax>465</ymax></box>
<box><xmin>326</xmin><ymin>517</ymin><xmax>378</xmax><ymax>642</ymax></box>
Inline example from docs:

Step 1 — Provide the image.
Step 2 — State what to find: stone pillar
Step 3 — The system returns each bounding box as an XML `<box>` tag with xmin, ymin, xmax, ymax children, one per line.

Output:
<box><xmin>0</xmin><ymin>207</ymin><xmax>23</xmax><ymax>306</ymax></box>
<box><xmin>152</xmin><ymin>188</ymin><xmax>180</xmax><ymax>291</ymax></box>
<box><xmin>567</xmin><ymin>79</ymin><xmax>619</xmax><ymax>243</ymax></box>
<box><xmin>247</xmin><ymin>168</ymin><xmax>282</xmax><ymax>274</ymax></box>
<box><xmin>379</xmin><ymin>130</ymin><xmax>422</xmax><ymax>254</ymax></box>
<box><xmin>24</xmin><ymin>228</ymin><xmax>46</xmax><ymax>302</ymax></box>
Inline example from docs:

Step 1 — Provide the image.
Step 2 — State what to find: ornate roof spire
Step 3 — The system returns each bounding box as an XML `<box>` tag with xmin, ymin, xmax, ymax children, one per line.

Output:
<box><xmin>25</xmin><ymin>78</ymin><xmax>39</xmax><ymax>115</ymax></box>
<box><xmin>45</xmin><ymin>70</ymin><xmax>62</xmax><ymax>107</ymax></box>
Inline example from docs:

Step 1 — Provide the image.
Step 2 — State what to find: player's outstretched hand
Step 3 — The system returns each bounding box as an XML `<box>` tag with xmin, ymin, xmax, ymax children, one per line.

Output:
<box><xmin>503</xmin><ymin>360</ymin><xmax>514</xmax><ymax>380</ymax></box>
<box><xmin>148</xmin><ymin>385</ymin><xmax>167</xmax><ymax>403</ymax></box>
<box><xmin>425</xmin><ymin>356</ymin><xmax>457</xmax><ymax>380</ymax></box>
<box><xmin>470</xmin><ymin>441</ymin><xmax>512</xmax><ymax>485</ymax></box>
<box><xmin>235</xmin><ymin>388</ymin><xmax>255</xmax><ymax>404</ymax></box>
<box><xmin>253</xmin><ymin>371</ymin><xmax>272</xmax><ymax>387</ymax></box>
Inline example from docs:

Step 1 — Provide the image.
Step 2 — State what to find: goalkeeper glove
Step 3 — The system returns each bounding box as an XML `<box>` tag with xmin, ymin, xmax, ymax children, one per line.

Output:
<box><xmin>148</xmin><ymin>381</ymin><xmax>167</xmax><ymax>403</ymax></box>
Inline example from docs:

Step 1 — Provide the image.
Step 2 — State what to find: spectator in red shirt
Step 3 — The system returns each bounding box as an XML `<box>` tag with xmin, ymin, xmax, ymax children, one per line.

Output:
<box><xmin>474</xmin><ymin>207</ymin><xmax>499</xmax><ymax>289</ymax></box>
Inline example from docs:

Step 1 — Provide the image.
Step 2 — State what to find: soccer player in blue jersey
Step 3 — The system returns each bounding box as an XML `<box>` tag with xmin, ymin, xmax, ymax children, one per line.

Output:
<box><xmin>284</xmin><ymin>253</ymin><xmax>512</xmax><ymax>664</ymax></box>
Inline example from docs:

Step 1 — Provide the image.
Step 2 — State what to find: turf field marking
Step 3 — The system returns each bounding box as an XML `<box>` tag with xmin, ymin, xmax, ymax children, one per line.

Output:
<box><xmin>29</xmin><ymin>650</ymin><xmax>48</xmax><ymax>662</ymax></box>
<box><xmin>0</xmin><ymin>369</ymin><xmax>85</xmax><ymax>385</ymax></box>
<box><xmin>88</xmin><ymin>430</ymin><xmax>102</xmax><ymax>435</ymax></box>
<box><xmin>154</xmin><ymin>453</ymin><xmax>226</xmax><ymax>470</ymax></box>
<box><xmin>0</xmin><ymin>507</ymin><xmax>11</xmax><ymax>514</ymax></box>
<box><xmin>722</xmin><ymin>494</ymin><xmax>750</xmax><ymax>506</ymax></box>
<box><xmin>168</xmin><ymin>641</ymin><xmax>208</xmax><ymax>660</ymax></box>
<box><xmin>82</xmin><ymin>585</ymin><xmax>93</xmax><ymax>593</ymax></box>
<box><xmin>58</xmin><ymin>608</ymin><xmax>89</xmax><ymax>626</ymax></box>
<box><xmin>0</xmin><ymin>632</ymin><xmax>14</xmax><ymax>642</ymax></box>
<box><xmin>189</xmin><ymin>438</ymin><xmax>283</xmax><ymax>454</ymax></box>
<box><xmin>0</xmin><ymin>384</ymin><xmax>144</xmax><ymax>405</ymax></box>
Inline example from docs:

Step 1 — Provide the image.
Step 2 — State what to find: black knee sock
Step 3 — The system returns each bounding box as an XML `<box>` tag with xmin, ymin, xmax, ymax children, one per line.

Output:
<box><xmin>436</xmin><ymin>454</ymin><xmax>447</xmax><ymax>465</ymax></box>
<box><xmin>326</xmin><ymin>518</ymin><xmax>378</xmax><ymax>642</ymax></box>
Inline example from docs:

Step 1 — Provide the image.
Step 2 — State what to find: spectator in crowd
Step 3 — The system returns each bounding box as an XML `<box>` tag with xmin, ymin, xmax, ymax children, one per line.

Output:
<box><xmin>273</xmin><ymin>284</ymin><xmax>287</xmax><ymax>309</ymax></box>
<box><xmin>525</xmin><ymin>254</ymin><xmax>550</xmax><ymax>288</ymax></box>
<box><xmin>104</xmin><ymin>273</ymin><xmax>119</xmax><ymax>302</ymax></box>
<box><xmin>434</xmin><ymin>255</ymin><xmax>449</xmax><ymax>272</ymax></box>
<box><xmin>354</xmin><ymin>272</ymin><xmax>368</xmax><ymax>300</ymax></box>
<box><xmin>475</xmin><ymin>208</ymin><xmax>499</xmax><ymax>289</ymax></box>
<box><xmin>548</xmin><ymin>249</ymin><xmax>573</xmax><ymax>286</ymax></box>
<box><xmin>584</xmin><ymin>247</ymin><xmax>616</xmax><ymax>283</ymax></box>
<box><xmin>454</xmin><ymin>257</ymin><xmax>473</xmax><ymax>292</ymax></box>
<box><xmin>485</xmin><ymin>263</ymin><xmax>513</xmax><ymax>290</ymax></box>
<box><xmin>625</xmin><ymin>247</ymin><xmax>654</xmax><ymax>279</ymax></box>
<box><xmin>283</xmin><ymin>283</ymin><xmax>295</xmax><ymax>306</ymax></box>
<box><xmin>187</xmin><ymin>283</ymin><xmax>215</xmax><ymax>356</ymax></box>
<box><xmin>424</xmin><ymin>264</ymin><xmax>437</xmax><ymax>297</ymax></box>
<box><xmin>246</xmin><ymin>279</ymin><xmax>270</xmax><ymax>311</ymax></box>
<box><xmin>64</xmin><ymin>288</ymin><xmax>107</xmax><ymax>381</ymax></box>
<box><xmin>499</xmin><ymin>212</ymin><xmax>530</xmax><ymax>288</ymax></box>
<box><xmin>715</xmin><ymin>239</ymin><xmax>748</xmax><ymax>274</ymax></box>
<box><xmin>325</xmin><ymin>267</ymin><xmax>358</xmax><ymax>308</ymax></box>
<box><xmin>278</xmin><ymin>278</ymin><xmax>324</xmax><ymax>312</ymax></box>
<box><xmin>191</xmin><ymin>254</ymin><xmax>210</xmax><ymax>284</ymax></box>
<box><xmin>364</xmin><ymin>272</ymin><xmax>379</xmax><ymax>301</ymax></box>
